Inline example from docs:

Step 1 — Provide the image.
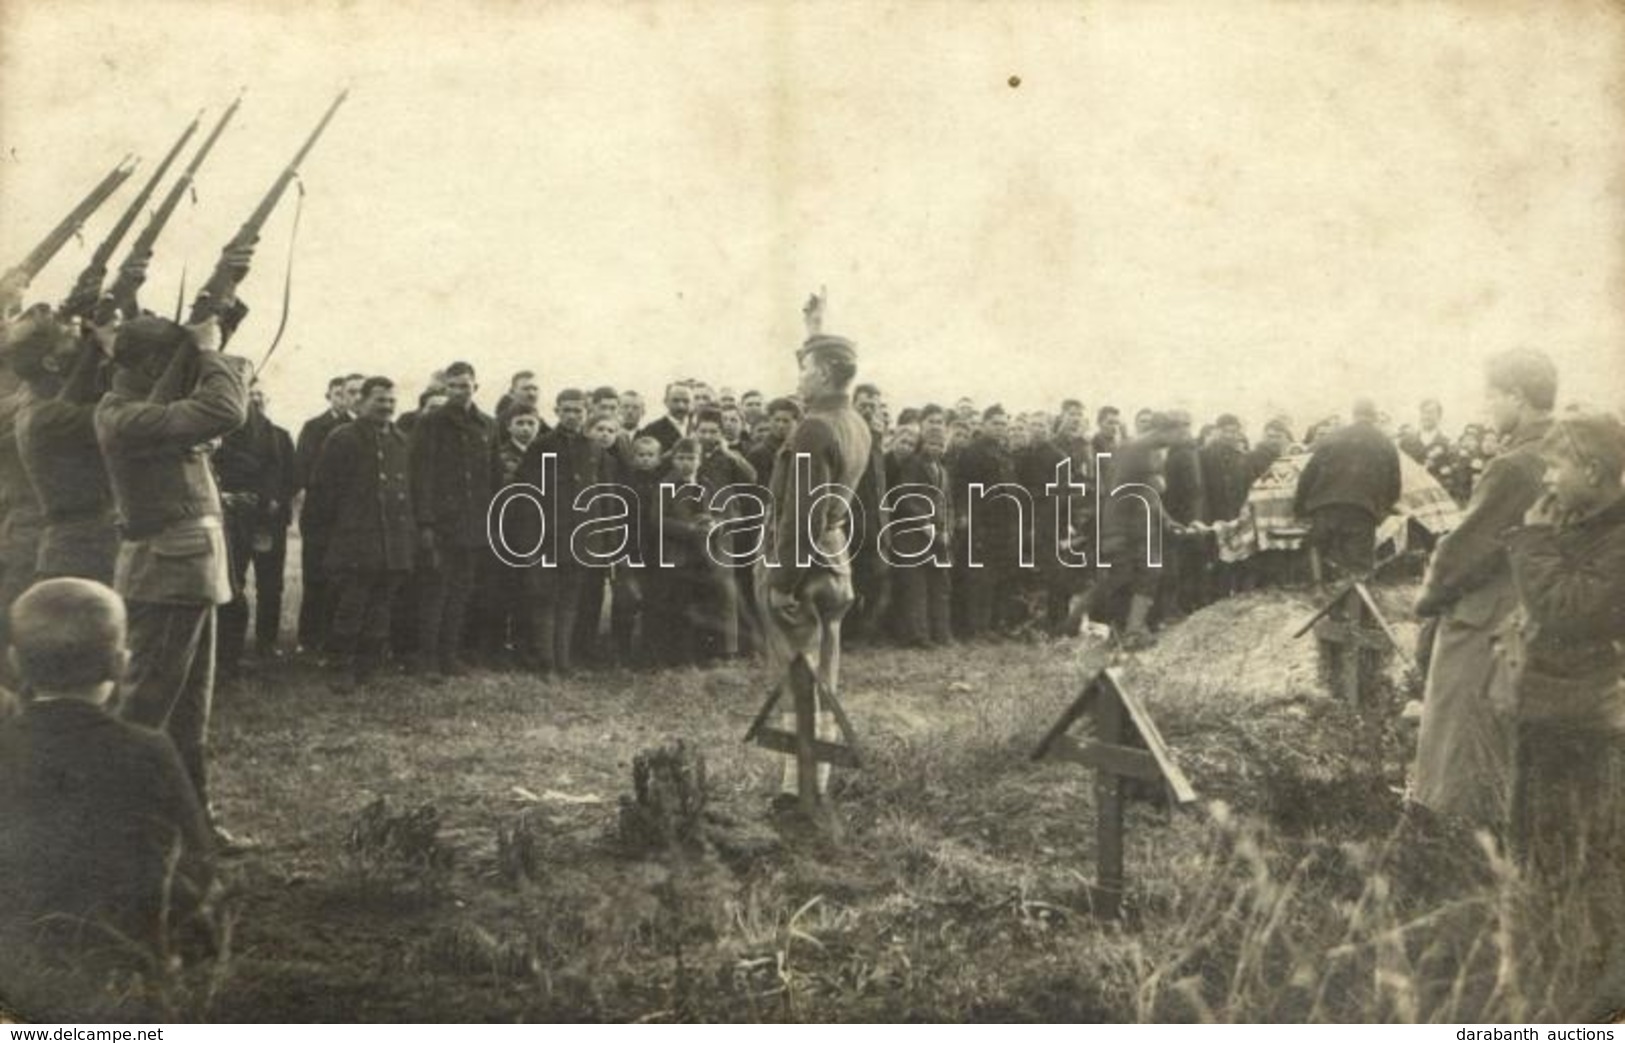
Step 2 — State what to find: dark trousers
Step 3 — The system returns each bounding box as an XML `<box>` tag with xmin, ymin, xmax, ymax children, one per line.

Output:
<box><xmin>220</xmin><ymin>519</ymin><xmax>288</xmax><ymax>672</ymax></box>
<box><xmin>1310</xmin><ymin>505</ymin><xmax>1377</xmax><ymax>579</ymax></box>
<box><xmin>0</xmin><ymin>539</ymin><xmax>38</xmax><ymax>690</ymax></box>
<box><xmin>417</xmin><ymin>544</ymin><xmax>477</xmax><ymax>669</ymax></box>
<box><xmin>609</xmin><ymin>569</ymin><xmax>644</xmax><ymax>666</ymax></box>
<box><xmin>120</xmin><ymin>601</ymin><xmax>216</xmax><ymax>815</ymax></box>
<box><xmin>297</xmin><ymin>536</ymin><xmax>334</xmax><ymax>652</ymax></box>
<box><xmin>530</xmin><ymin>564</ymin><xmax>587</xmax><ymax>673</ymax></box>
<box><xmin>891</xmin><ymin>562</ymin><xmax>953</xmax><ymax>646</ymax></box>
<box><xmin>331</xmin><ymin>569</ymin><xmax>406</xmax><ymax>678</ymax></box>
<box><xmin>732</xmin><ymin>566</ymin><xmax>760</xmax><ymax>657</ymax></box>
<box><xmin>573</xmin><ymin>566</ymin><xmax>607</xmax><ymax>667</ymax></box>
<box><xmin>476</xmin><ymin>558</ymin><xmax>534</xmax><ymax>664</ymax></box>
<box><xmin>1154</xmin><ymin>531</ymin><xmax>1211</xmax><ymax>623</ymax></box>
<box><xmin>955</xmin><ymin>559</ymin><xmax>1017</xmax><ymax>638</ymax></box>
<box><xmin>641</xmin><ymin>563</ymin><xmax>737</xmax><ymax>665</ymax></box>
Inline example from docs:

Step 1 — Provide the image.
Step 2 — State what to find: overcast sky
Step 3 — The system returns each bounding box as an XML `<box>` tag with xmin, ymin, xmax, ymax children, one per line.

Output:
<box><xmin>3</xmin><ymin>0</ymin><xmax>1622</xmax><ymax>433</ymax></box>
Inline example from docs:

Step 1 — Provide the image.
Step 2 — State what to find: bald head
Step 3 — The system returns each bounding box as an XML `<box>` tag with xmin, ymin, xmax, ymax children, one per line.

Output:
<box><xmin>9</xmin><ymin>579</ymin><xmax>127</xmax><ymax>694</ymax></box>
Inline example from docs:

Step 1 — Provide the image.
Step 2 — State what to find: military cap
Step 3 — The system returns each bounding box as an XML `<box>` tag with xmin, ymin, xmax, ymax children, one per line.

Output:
<box><xmin>797</xmin><ymin>333</ymin><xmax>857</xmax><ymax>367</ymax></box>
<box><xmin>111</xmin><ymin>315</ymin><xmax>190</xmax><ymax>368</ymax></box>
<box><xmin>1</xmin><ymin>304</ymin><xmax>75</xmax><ymax>373</ymax></box>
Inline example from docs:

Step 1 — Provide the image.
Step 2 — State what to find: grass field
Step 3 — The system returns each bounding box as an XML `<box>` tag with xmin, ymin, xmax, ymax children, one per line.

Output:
<box><xmin>5</xmin><ymin>580</ymin><xmax>1622</xmax><ymax>1023</ymax></box>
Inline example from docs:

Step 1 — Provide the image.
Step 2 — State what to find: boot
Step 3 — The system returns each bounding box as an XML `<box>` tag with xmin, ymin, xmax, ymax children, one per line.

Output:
<box><xmin>1120</xmin><ymin>593</ymin><xmax>1156</xmax><ymax>651</ymax></box>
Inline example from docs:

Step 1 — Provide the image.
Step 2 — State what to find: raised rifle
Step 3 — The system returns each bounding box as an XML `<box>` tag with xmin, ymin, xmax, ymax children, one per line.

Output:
<box><xmin>2</xmin><ymin>156</ymin><xmax>136</xmax><ymax>314</ymax></box>
<box><xmin>61</xmin><ymin>114</ymin><xmax>202</xmax><ymax>321</ymax></box>
<box><xmin>186</xmin><ymin>88</ymin><xmax>348</xmax><ymax>329</ymax></box>
<box><xmin>96</xmin><ymin>94</ymin><xmax>242</xmax><ymax>325</ymax></box>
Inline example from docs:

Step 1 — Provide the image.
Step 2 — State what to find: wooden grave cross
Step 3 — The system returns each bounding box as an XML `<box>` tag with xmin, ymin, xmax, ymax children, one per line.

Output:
<box><xmin>743</xmin><ymin>653</ymin><xmax>863</xmax><ymax>815</ymax></box>
<box><xmin>1032</xmin><ymin>667</ymin><xmax>1198</xmax><ymax>918</ymax></box>
<box><xmin>1292</xmin><ymin>578</ymin><xmax>1416</xmax><ymax>707</ymax></box>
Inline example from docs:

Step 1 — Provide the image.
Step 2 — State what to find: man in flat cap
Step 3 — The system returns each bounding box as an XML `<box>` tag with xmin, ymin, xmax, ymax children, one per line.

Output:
<box><xmin>758</xmin><ymin>292</ymin><xmax>872</xmax><ymax>804</ymax></box>
<box><xmin>93</xmin><ymin>314</ymin><xmax>251</xmax><ymax>850</ymax></box>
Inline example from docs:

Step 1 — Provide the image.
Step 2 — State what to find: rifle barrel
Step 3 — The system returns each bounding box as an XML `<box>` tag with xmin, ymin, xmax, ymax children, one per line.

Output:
<box><xmin>188</xmin><ymin>88</ymin><xmax>349</xmax><ymax>325</ymax></box>
<box><xmin>100</xmin><ymin>94</ymin><xmax>243</xmax><ymax>321</ymax></box>
<box><xmin>62</xmin><ymin>116</ymin><xmax>202</xmax><ymax>319</ymax></box>
<box><xmin>6</xmin><ymin>155</ymin><xmax>136</xmax><ymax>287</ymax></box>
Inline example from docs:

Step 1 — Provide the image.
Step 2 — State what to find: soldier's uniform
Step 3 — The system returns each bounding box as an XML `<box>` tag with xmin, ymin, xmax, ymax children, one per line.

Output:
<box><xmin>17</xmin><ymin>339</ymin><xmax>118</xmax><ymax>586</ymax></box>
<box><xmin>94</xmin><ymin>319</ymin><xmax>249</xmax><ymax>817</ymax></box>
<box><xmin>758</xmin><ymin>334</ymin><xmax>871</xmax><ymax>796</ymax></box>
<box><xmin>0</xmin><ymin>384</ymin><xmax>44</xmax><ymax>681</ymax></box>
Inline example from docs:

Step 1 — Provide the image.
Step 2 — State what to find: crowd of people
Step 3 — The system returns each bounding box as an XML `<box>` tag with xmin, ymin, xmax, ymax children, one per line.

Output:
<box><xmin>205</xmin><ymin>368</ymin><xmax>1466</xmax><ymax>678</ymax></box>
<box><xmin>0</xmin><ymin>299</ymin><xmax>1620</xmax><ymax>1005</ymax></box>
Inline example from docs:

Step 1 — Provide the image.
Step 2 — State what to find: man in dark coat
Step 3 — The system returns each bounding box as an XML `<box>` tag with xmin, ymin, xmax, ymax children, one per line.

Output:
<box><xmin>213</xmin><ymin>379</ymin><xmax>296</xmax><ymax>677</ymax></box>
<box><xmin>0</xmin><ymin>579</ymin><xmax>214</xmax><ymax>970</ymax></box>
<box><xmin>409</xmin><ymin>361</ymin><xmax>495</xmax><ymax>678</ymax></box>
<box><xmin>305</xmin><ymin>377</ymin><xmax>415</xmax><ymax>690</ymax></box>
<box><xmin>953</xmin><ymin>405</ymin><xmax>1021</xmax><ymax>639</ymax></box>
<box><xmin>10</xmin><ymin>309</ymin><xmax>118</xmax><ymax>587</ymax></box>
<box><xmin>748</xmin><ymin>397</ymin><xmax>800</xmax><ymax>480</ymax></box>
<box><xmin>887</xmin><ymin>427</ymin><xmax>955</xmax><ymax>646</ymax></box>
<box><xmin>1291</xmin><ymin>398</ymin><xmax>1402</xmax><ymax>578</ymax></box>
<box><xmin>1087</xmin><ymin>412</ymin><xmax>1184</xmax><ymax>649</ymax></box>
<box><xmin>1158</xmin><ymin>410</ymin><xmax>1209</xmax><ymax>620</ymax></box>
<box><xmin>93</xmin><ymin>315</ymin><xmax>248</xmax><ymax>846</ymax></box>
<box><xmin>292</xmin><ymin>375</ymin><xmax>354</xmax><ymax>654</ymax></box>
<box><xmin>514</xmin><ymin>388</ymin><xmax>604</xmax><ymax>677</ymax></box>
<box><xmin>637</xmin><ymin>382</ymin><xmax>693</xmax><ymax>452</ymax></box>
<box><xmin>1198</xmin><ymin>413</ymin><xmax>1254</xmax><ymax>600</ymax></box>
<box><xmin>848</xmin><ymin>388</ymin><xmax>891</xmax><ymax>643</ymax></box>
<box><xmin>693</xmin><ymin>407</ymin><xmax>758</xmax><ymax>660</ymax></box>
<box><xmin>1199</xmin><ymin>414</ymin><xmax>1252</xmax><ymax>525</ymax></box>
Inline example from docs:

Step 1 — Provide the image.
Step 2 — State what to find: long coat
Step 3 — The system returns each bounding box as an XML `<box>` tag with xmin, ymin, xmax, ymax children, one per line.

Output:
<box><xmin>514</xmin><ymin>425</ymin><xmax>606</xmax><ymax>567</ymax></box>
<box><xmin>1499</xmin><ymin>493</ymin><xmax>1625</xmax><ymax>872</ymax></box>
<box><xmin>1412</xmin><ymin>416</ymin><xmax>1552</xmax><ymax>826</ymax></box>
<box><xmin>1292</xmin><ymin>420</ymin><xmax>1402</xmax><ymax>521</ymax></box>
<box><xmin>408</xmin><ymin>402</ymin><xmax>496</xmax><ymax>550</ymax></box>
<box><xmin>306</xmin><ymin>420</ymin><xmax>416</xmax><ymax>573</ymax></box>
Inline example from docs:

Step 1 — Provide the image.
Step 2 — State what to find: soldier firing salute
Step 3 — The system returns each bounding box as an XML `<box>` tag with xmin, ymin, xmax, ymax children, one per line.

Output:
<box><xmin>758</xmin><ymin>292</ymin><xmax>872</xmax><ymax>803</ymax></box>
<box><xmin>10</xmin><ymin>307</ymin><xmax>120</xmax><ymax>586</ymax></box>
<box><xmin>93</xmin><ymin>313</ymin><xmax>252</xmax><ymax>851</ymax></box>
<box><xmin>0</xmin><ymin>342</ymin><xmax>45</xmax><ymax>687</ymax></box>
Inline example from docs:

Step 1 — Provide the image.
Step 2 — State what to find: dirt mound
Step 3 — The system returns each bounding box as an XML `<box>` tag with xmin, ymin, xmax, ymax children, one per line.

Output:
<box><xmin>1069</xmin><ymin>586</ymin><xmax>1421</xmax><ymax>832</ymax></box>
